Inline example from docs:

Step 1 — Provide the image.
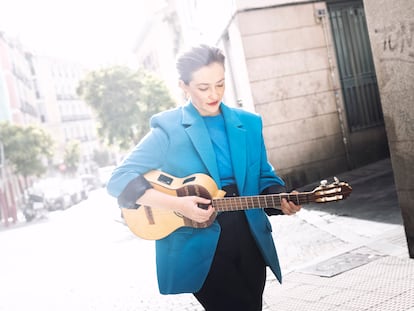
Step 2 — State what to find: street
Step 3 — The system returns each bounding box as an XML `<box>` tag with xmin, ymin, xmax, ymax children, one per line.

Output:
<box><xmin>0</xmin><ymin>161</ymin><xmax>406</xmax><ymax>310</ymax></box>
<box><xmin>0</xmin><ymin>189</ymin><xmax>202</xmax><ymax>311</ymax></box>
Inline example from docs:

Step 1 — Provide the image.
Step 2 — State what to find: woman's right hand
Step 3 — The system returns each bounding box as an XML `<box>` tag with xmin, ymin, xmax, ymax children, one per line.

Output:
<box><xmin>137</xmin><ymin>189</ymin><xmax>215</xmax><ymax>223</ymax></box>
<box><xmin>174</xmin><ymin>196</ymin><xmax>215</xmax><ymax>223</ymax></box>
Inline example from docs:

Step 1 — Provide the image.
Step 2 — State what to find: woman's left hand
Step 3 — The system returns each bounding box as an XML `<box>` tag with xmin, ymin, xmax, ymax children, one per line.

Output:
<box><xmin>280</xmin><ymin>191</ymin><xmax>302</xmax><ymax>215</ymax></box>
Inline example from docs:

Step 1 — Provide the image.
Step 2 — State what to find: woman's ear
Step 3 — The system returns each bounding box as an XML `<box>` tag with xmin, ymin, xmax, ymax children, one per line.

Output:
<box><xmin>178</xmin><ymin>80</ymin><xmax>189</xmax><ymax>100</ymax></box>
<box><xmin>178</xmin><ymin>80</ymin><xmax>186</xmax><ymax>90</ymax></box>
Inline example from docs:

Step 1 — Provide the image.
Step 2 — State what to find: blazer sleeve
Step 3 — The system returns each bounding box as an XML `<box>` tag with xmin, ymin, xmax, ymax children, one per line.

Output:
<box><xmin>116</xmin><ymin>175</ymin><xmax>153</xmax><ymax>209</ymax></box>
<box><xmin>106</xmin><ymin>126</ymin><xmax>169</xmax><ymax>198</ymax></box>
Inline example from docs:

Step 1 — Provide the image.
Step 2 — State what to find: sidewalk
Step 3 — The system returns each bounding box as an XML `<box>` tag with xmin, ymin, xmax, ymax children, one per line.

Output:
<box><xmin>264</xmin><ymin>158</ymin><xmax>414</xmax><ymax>310</ymax></box>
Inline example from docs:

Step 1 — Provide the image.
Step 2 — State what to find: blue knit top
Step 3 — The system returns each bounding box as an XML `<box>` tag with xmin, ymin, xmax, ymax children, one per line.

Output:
<box><xmin>203</xmin><ymin>114</ymin><xmax>236</xmax><ymax>187</ymax></box>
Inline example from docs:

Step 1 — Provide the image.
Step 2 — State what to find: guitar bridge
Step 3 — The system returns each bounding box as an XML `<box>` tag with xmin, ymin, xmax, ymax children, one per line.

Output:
<box><xmin>144</xmin><ymin>205</ymin><xmax>155</xmax><ymax>225</ymax></box>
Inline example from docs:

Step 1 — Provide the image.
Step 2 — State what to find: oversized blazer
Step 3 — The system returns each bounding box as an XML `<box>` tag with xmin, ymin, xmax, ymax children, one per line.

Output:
<box><xmin>107</xmin><ymin>102</ymin><xmax>285</xmax><ymax>294</ymax></box>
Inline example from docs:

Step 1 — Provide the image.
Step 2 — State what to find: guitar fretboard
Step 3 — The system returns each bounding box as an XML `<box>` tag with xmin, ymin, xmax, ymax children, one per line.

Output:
<box><xmin>212</xmin><ymin>192</ymin><xmax>313</xmax><ymax>211</ymax></box>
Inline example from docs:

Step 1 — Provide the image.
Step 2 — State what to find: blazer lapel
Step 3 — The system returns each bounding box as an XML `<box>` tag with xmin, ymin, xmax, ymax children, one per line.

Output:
<box><xmin>182</xmin><ymin>103</ymin><xmax>221</xmax><ymax>185</ymax></box>
<box><xmin>221</xmin><ymin>105</ymin><xmax>247</xmax><ymax>193</ymax></box>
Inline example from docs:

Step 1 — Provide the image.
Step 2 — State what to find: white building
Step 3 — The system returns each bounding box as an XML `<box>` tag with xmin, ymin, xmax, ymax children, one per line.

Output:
<box><xmin>32</xmin><ymin>55</ymin><xmax>100</xmax><ymax>174</ymax></box>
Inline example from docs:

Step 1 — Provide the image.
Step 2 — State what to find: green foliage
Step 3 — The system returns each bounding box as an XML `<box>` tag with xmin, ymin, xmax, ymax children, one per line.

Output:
<box><xmin>63</xmin><ymin>140</ymin><xmax>81</xmax><ymax>175</ymax></box>
<box><xmin>77</xmin><ymin>66</ymin><xmax>175</xmax><ymax>150</ymax></box>
<box><xmin>0</xmin><ymin>122</ymin><xmax>54</xmax><ymax>177</ymax></box>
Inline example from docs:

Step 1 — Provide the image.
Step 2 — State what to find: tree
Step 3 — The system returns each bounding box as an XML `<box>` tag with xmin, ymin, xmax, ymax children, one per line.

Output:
<box><xmin>77</xmin><ymin>66</ymin><xmax>176</xmax><ymax>150</ymax></box>
<box><xmin>0</xmin><ymin>122</ymin><xmax>54</xmax><ymax>179</ymax></box>
<box><xmin>63</xmin><ymin>140</ymin><xmax>80</xmax><ymax>175</ymax></box>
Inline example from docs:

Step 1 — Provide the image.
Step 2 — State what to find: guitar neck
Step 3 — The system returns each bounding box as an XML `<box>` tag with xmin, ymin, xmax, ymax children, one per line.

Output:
<box><xmin>212</xmin><ymin>192</ymin><xmax>313</xmax><ymax>212</ymax></box>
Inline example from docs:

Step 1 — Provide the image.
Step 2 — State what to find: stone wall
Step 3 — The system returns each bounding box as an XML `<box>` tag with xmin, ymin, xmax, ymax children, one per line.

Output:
<box><xmin>231</xmin><ymin>1</ymin><xmax>391</xmax><ymax>188</ymax></box>
<box><xmin>364</xmin><ymin>0</ymin><xmax>414</xmax><ymax>257</ymax></box>
<box><xmin>236</xmin><ymin>3</ymin><xmax>350</xmax><ymax>187</ymax></box>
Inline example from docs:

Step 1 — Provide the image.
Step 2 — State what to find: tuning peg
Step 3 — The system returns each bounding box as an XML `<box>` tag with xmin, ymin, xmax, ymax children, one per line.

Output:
<box><xmin>320</xmin><ymin>179</ymin><xmax>328</xmax><ymax>186</ymax></box>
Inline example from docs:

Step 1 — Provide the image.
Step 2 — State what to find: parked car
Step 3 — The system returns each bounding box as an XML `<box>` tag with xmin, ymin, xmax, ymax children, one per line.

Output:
<box><xmin>80</xmin><ymin>174</ymin><xmax>100</xmax><ymax>191</ymax></box>
<box><xmin>22</xmin><ymin>192</ymin><xmax>48</xmax><ymax>222</ymax></box>
<box><xmin>62</xmin><ymin>178</ymin><xmax>88</xmax><ymax>204</ymax></box>
<box><xmin>30</xmin><ymin>178</ymin><xmax>72</xmax><ymax>211</ymax></box>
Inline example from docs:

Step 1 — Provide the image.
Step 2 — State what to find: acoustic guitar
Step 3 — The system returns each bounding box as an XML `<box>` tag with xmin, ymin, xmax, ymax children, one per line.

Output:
<box><xmin>121</xmin><ymin>170</ymin><xmax>352</xmax><ymax>240</ymax></box>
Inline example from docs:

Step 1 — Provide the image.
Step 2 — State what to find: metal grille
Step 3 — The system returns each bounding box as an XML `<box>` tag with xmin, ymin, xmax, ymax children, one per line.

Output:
<box><xmin>328</xmin><ymin>1</ymin><xmax>384</xmax><ymax>132</ymax></box>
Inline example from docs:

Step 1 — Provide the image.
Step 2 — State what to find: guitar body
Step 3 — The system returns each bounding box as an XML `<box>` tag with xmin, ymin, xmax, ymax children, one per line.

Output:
<box><xmin>121</xmin><ymin>171</ymin><xmax>226</xmax><ymax>240</ymax></box>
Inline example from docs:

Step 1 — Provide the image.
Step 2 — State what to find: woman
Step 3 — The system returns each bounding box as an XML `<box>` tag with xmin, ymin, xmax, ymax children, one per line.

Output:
<box><xmin>107</xmin><ymin>44</ymin><xmax>301</xmax><ymax>311</ymax></box>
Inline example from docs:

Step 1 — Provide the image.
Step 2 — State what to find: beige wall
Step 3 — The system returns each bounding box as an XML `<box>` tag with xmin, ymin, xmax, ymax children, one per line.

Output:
<box><xmin>364</xmin><ymin>0</ymin><xmax>414</xmax><ymax>257</ymax></box>
<box><xmin>235</xmin><ymin>2</ymin><xmax>350</xmax><ymax>187</ymax></box>
<box><xmin>228</xmin><ymin>1</ymin><xmax>391</xmax><ymax>188</ymax></box>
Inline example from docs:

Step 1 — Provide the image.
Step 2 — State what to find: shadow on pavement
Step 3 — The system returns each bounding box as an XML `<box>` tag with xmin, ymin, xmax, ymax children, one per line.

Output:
<box><xmin>298</xmin><ymin>159</ymin><xmax>403</xmax><ymax>226</ymax></box>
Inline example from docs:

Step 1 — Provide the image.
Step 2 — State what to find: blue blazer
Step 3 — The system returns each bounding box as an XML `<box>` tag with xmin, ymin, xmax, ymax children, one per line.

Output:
<box><xmin>107</xmin><ymin>102</ymin><xmax>285</xmax><ymax>294</ymax></box>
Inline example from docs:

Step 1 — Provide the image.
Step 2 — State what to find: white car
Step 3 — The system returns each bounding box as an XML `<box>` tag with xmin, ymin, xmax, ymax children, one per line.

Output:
<box><xmin>62</xmin><ymin>178</ymin><xmax>88</xmax><ymax>204</ymax></box>
<box><xmin>31</xmin><ymin>178</ymin><xmax>72</xmax><ymax>211</ymax></box>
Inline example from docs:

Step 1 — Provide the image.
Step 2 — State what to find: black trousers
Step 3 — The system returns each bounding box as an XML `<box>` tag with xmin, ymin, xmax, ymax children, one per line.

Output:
<box><xmin>194</xmin><ymin>186</ymin><xmax>266</xmax><ymax>311</ymax></box>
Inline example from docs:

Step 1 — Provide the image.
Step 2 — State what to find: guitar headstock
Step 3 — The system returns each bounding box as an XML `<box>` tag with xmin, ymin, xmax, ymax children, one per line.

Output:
<box><xmin>311</xmin><ymin>177</ymin><xmax>352</xmax><ymax>203</ymax></box>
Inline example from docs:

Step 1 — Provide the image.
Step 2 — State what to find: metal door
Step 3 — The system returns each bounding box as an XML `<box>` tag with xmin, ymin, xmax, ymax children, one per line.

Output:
<box><xmin>328</xmin><ymin>0</ymin><xmax>384</xmax><ymax>132</ymax></box>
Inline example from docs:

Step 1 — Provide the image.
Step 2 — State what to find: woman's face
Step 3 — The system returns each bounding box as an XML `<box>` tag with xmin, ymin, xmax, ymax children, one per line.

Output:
<box><xmin>180</xmin><ymin>62</ymin><xmax>225</xmax><ymax>116</ymax></box>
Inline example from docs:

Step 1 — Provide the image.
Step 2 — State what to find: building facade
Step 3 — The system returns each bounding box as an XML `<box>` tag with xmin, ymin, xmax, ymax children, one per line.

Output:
<box><xmin>133</xmin><ymin>0</ymin><xmax>185</xmax><ymax>103</ymax></box>
<box><xmin>0</xmin><ymin>32</ymin><xmax>100</xmax><ymax>226</ymax></box>
<box><xmin>0</xmin><ymin>32</ymin><xmax>40</xmax><ymax>225</ymax></box>
<box><xmin>32</xmin><ymin>56</ymin><xmax>99</xmax><ymax>174</ymax></box>
<box><xmin>364</xmin><ymin>0</ymin><xmax>414</xmax><ymax>256</ymax></box>
<box><xmin>174</xmin><ymin>0</ymin><xmax>389</xmax><ymax>188</ymax></box>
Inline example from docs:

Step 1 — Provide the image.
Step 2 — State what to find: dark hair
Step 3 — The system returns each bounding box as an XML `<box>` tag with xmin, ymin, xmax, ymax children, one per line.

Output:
<box><xmin>176</xmin><ymin>44</ymin><xmax>225</xmax><ymax>85</ymax></box>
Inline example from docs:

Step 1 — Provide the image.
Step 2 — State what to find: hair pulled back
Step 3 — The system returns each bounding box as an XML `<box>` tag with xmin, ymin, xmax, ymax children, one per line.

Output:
<box><xmin>176</xmin><ymin>44</ymin><xmax>225</xmax><ymax>85</ymax></box>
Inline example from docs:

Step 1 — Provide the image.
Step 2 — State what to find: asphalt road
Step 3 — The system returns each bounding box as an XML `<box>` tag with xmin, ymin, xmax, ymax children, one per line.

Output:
<box><xmin>0</xmin><ymin>189</ymin><xmax>203</xmax><ymax>311</ymax></box>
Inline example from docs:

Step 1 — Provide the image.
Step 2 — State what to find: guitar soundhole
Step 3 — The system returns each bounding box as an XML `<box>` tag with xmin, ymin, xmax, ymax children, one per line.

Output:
<box><xmin>177</xmin><ymin>184</ymin><xmax>211</xmax><ymax>210</ymax></box>
<box><xmin>183</xmin><ymin>176</ymin><xmax>196</xmax><ymax>184</ymax></box>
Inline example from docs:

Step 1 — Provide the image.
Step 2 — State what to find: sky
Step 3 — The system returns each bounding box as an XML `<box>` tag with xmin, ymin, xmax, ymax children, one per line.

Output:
<box><xmin>0</xmin><ymin>0</ymin><xmax>166</xmax><ymax>67</ymax></box>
